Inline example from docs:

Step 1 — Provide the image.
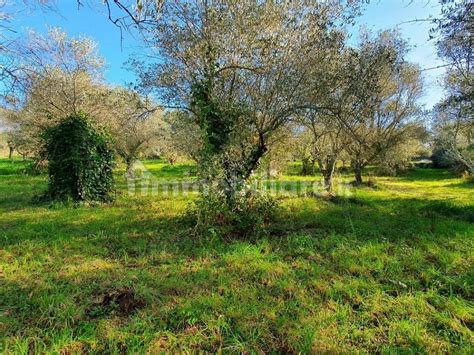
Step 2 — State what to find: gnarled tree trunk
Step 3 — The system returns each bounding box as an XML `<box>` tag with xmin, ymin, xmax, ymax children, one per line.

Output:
<box><xmin>301</xmin><ymin>157</ymin><xmax>315</xmax><ymax>176</ymax></box>
<box><xmin>318</xmin><ymin>157</ymin><xmax>337</xmax><ymax>193</ymax></box>
<box><xmin>8</xmin><ymin>144</ymin><xmax>14</xmax><ymax>160</ymax></box>
<box><xmin>352</xmin><ymin>160</ymin><xmax>364</xmax><ymax>185</ymax></box>
<box><xmin>222</xmin><ymin>139</ymin><xmax>268</xmax><ymax>204</ymax></box>
<box><xmin>125</xmin><ymin>156</ymin><xmax>135</xmax><ymax>178</ymax></box>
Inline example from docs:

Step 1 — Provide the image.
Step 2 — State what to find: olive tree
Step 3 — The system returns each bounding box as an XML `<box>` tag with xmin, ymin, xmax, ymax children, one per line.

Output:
<box><xmin>431</xmin><ymin>0</ymin><xmax>473</xmax><ymax>175</ymax></box>
<box><xmin>161</xmin><ymin>111</ymin><xmax>203</xmax><ymax>163</ymax></box>
<box><xmin>129</xmin><ymin>1</ymin><xmax>358</xmax><ymax>202</ymax></box>
<box><xmin>258</xmin><ymin>127</ymin><xmax>295</xmax><ymax>178</ymax></box>
<box><xmin>300</xmin><ymin>114</ymin><xmax>347</xmax><ymax>192</ymax></box>
<box><xmin>0</xmin><ymin>1</ymin><xmax>54</xmax><ymax>100</ymax></box>
<box><xmin>432</xmin><ymin>0</ymin><xmax>472</xmax><ymax>112</ymax></box>
<box><xmin>106</xmin><ymin>88</ymin><xmax>165</xmax><ymax>174</ymax></box>
<box><xmin>292</xmin><ymin>128</ymin><xmax>317</xmax><ymax>176</ymax></box>
<box><xmin>432</xmin><ymin>101</ymin><xmax>473</xmax><ymax>175</ymax></box>
<box><xmin>337</xmin><ymin>31</ymin><xmax>423</xmax><ymax>184</ymax></box>
<box><xmin>376</xmin><ymin>124</ymin><xmax>429</xmax><ymax>175</ymax></box>
<box><xmin>3</xmin><ymin>28</ymin><xmax>109</xmax><ymax>159</ymax></box>
<box><xmin>5</xmin><ymin>29</ymin><xmax>166</xmax><ymax>171</ymax></box>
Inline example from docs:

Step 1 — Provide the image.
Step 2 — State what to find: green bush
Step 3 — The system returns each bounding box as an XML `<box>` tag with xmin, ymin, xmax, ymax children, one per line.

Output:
<box><xmin>462</xmin><ymin>171</ymin><xmax>474</xmax><ymax>184</ymax></box>
<box><xmin>189</xmin><ymin>188</ymin><xmax>277</xmax><ymax>239</ymax></box>
<box><xmin>43</xmin><ymin>113</ymin><xmax>115</xmax><ymax>202</ymax></box>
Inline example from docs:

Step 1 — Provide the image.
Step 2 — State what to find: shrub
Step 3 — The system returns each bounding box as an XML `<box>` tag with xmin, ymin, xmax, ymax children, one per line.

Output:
<box><xmin>366</xmin><ymin>176</ymin><xmax>378</xmax><ymax>188</ymax></box>
<box><xmin>431</xmin><ymin>146</ymin><xmax>470</xmax><ymax>175</ymax></box>
<box><xmin>188</xmin><ymin>188</ymin><xmax>277</xmax><ymax>239</ymax></box>
<box><xmin>43</xmin><ymin>113</ymin><xmax>115</xmax><ymax>202</ymax></box>
<box><xmin>431</xmin><ymin>147</ymin><xmax>449</xmax><ymax>168</ymax></box>
<box><xmin>377</xmin><ymin>161</ymin><xmax>414</xmax><ymax>176</ymax></box>
<box><xmin>462</xmin><ymin>171</ymin><xmax>474</xmax><ymax>184</ymax></box>
<box><xmin>25</xmin><ymin>158</ymin><xmax>48</xmax><ymax>176</ymax></box>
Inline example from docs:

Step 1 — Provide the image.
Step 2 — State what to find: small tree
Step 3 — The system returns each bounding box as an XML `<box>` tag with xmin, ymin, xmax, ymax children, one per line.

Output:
<box><xmin>106</xmin><ymin>88</ymin><xmax>164</xmax><ymax>175</ymax></box>
<box><xmin>291</xmin><ymin>129</ymin><xmax>316</xmax><ymax>176</ymax></box>
<box><xmin>376</xmin><ymin>125</ymin><xmax>429</xmax><ymax>175</ymax></box>
<box><xmin>4</xmin><ymin>29</ymin><xmax>110</xmax><ymax>162</ymax></box>
<box><xmin>297</xmin><ymin>113</ymin><xmax>347</xmax><ymax>193</ymax></box>
<box><xmin>161</xmin><ymin>111</ymin><xmax>203</xmax><ymax>163</ymax></box>
<box><xmin>43</xmin><ymin>113</ymin><xmax>115</xmax><ymax>202</ymax></box>
<box><xmin>339</xmin><ymin>31</ymin><xmax>423</xmax><ymax>184</ymax></box>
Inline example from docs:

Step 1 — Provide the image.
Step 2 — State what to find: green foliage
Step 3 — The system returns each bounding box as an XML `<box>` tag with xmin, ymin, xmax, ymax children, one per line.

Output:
<box><xmin>43</xmin><ymin>113</ymin><xmax>115</xmax><ymax>202</ymax></box>
<box><xmin>190</xmin><ymin>79</ymin><xmax>251</xmax><ymax>180</ymax></box>
<box><xmin>189</xmin><ymin>189</ymin><xmax>277</xmax><ymax>239</ymax></box>
<box><xmin>462</xmin><ymin>170</ymin><xmax>474</xmax><ymax>184</ymax></box>
<box><xmin>432</xmin><ymin>142</ymin><xmax>472</xmax><ymax>175</ymax></box>
<box><xmin>191</xmin><ymin>80</ymin><xmax>233</xmax><ymax>154</ymax></box>
<box><xmin>191</xmin><ymin>78</ymin><xmax>269</xmax><ymax>205</ymax></box>
<box><xmin>431</xmin><ymin>146</ymin><xmax>452</xmax><ymax>169</ymax></box>
<box><xmin>300</xmin><ymin>157</ymin><xmax>315</xmax><ymax>176</ymax></box>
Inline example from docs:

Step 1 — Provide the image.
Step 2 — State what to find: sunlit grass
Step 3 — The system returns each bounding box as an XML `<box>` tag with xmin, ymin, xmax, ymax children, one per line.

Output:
<box><xmin>0</xmin><ymin>158</ymin><xmax>473</xmax><ymax>353</ymax></box>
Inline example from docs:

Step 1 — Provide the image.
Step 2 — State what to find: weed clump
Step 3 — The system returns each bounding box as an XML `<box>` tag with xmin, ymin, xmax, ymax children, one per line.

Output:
<box><xmin>188</xmin><ymin>189</ymin><xmax>277</xmax><ymax>239</ymax></box>
<box><xmin>86</xmin><ymin>288</ymin><xmax>145</xmax><ymax>318</ymax></box>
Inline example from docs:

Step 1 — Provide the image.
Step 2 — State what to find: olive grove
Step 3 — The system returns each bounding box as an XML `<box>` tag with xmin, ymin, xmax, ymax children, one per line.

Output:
<box><xmin>1</xmin><ymin>0</ymin><xmax>468</xmax><ymax>206</ymax></box>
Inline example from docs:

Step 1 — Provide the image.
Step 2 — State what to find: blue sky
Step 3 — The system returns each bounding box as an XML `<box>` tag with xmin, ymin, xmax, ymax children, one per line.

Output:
<box><xmin>352</xmin><ymin>0</ymin><xmax>446</xmax><ymax>109</ymax></box>
<box><xmin>7</xmin><ymin>0</ymin><xmax>446</xmax><ymax>109</ymax></box>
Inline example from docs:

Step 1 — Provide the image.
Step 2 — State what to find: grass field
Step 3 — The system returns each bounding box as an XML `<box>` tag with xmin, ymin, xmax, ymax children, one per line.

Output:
<box><xmin>0</xmin><ymin>158</ymin><xmax>473</xmax><ymax>353</ymax></box>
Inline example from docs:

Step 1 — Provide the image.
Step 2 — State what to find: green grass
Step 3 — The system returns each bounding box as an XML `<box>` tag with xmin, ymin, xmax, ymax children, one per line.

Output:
<box><xmin>0</xmin><ymin>158</ymin><xmax>473</xmax><ymax>353</ymax></box>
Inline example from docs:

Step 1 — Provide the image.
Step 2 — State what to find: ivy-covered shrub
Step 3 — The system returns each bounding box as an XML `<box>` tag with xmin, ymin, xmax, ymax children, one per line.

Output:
<box><xmin>43</xmin><ymin>113</ymin><xmax>115</xmax><ymax>202</ymax></box>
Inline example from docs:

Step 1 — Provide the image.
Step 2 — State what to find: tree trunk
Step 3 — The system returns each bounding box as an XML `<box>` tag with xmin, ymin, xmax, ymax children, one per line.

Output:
<box><xmin>301</xmin><ymin>157</ymin><xmax>315</xmax><ymax>175</ymax></box>
<box><xmin>8</xmin><ymin>145</ymin><xmax>14</xmax><ymax>160</ymax></box>
<box><xmin>353</xmin><ymin>164</ymin><xmax>363</xmax><ymax>185</ymax></box>
<box><xmin>324</xmin><ymin>174</ymin><xmax>332</xmax><ymax>193</ymax></box>
<box><xmin>220</xmin><ymin>137</ymin><xmax>267</xmax><ymax>205</ymax></box>
<box><xmin>125</xmin><ymin>157</ymin><xmax>134</xmax><ymax>178</ymax></box>
<box><xmin>266</xmin><ymin>161</ymin><xmax>279</xmax><ymax>178</ymax></box>
<box><xmin>266</xmin><ymin>163</ymin><xmax>272</xmax><ymax>178</ymax></box>
<box><xmin>323</xmin><ymin>159</ymin><xmax>336</xmax><ymax>193</ymax></box>
<box><xmin>319</xmin><ymin>158</ymin><xmax>336</xmax><ymax>193</ymax></box>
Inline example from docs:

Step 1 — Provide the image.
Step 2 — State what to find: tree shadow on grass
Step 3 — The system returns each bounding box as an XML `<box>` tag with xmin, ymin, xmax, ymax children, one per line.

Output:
<box><xmin>1</xmin><ymin>206</ymin><xmax>183</xmax><ymax>246</ymax></box>
<box><xmin>0</xmin><ymin>175</ymin><xmax>47</xmax><ymax>210</ymax></box>
<box><xmin>394</xmin><ymin>168</ymin><xmax>457</xmax><ymax>182</ymax></box>
<box><xmin>144</xmin><ymin>163</ymin><xmax>197</xmax><ymax>180</ymax></box>
<box><xmin>0</xmin><ymin>159</ymin><xmax>30</xmax><ymax>175</ymax></box>
<box><xmin>446</xmin><ymin>181</ymin><xmax>474</xmax><ymax>189</ymax></box>
<box><xmin>2</xmin><ymin>210</ymin><xmax>472</xmax><ymax>353</ymax></box>
<box><xmin>2</xmin><ymin>187</ymin><xmax>473</xmax><ymax>352</ymax></box>
<box><xmin>272</xmin><ymin>194</ymin><xmax>473</xmax><ymax>240</ymax></box>
<box><xmin>2</xmin><ymin>188</ymin><xmax>472</xmax><ymax>253</ymax></box>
